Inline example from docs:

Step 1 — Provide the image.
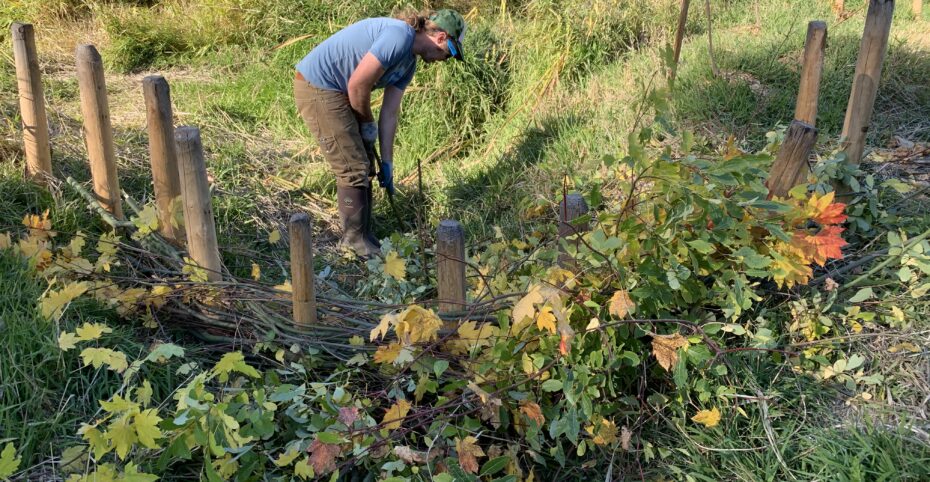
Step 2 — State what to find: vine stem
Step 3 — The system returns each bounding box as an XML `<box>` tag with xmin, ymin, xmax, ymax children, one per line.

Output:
<box><xmin>839</xmin><ymin>226</ymin><xmax>930</xmax><ymax>292</ymax></box>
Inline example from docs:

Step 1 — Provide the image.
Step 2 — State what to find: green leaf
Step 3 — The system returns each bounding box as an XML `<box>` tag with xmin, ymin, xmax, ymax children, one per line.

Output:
<box><xmin>134</xmin><ymin>409</ymin><xmax>163</xmax><ymax>448</ymax></box>
<box><xmin>0</xmin><ymin>443</ymin><xmax>21</xmax><ymax>479</ymax></box>
<box><xmin>316</xmin><ymin>432</ymin><xmax>345</xmax><ymax>444</ymax></box>
<box><xmin>846</xmin><ymin>354</ymin><xmax>866</xmax><ymax>371</ymax></box>
<box><xmin>480</xmin><ymin>456</ymin><xmax>510</xmax><ymax>476</ymax></box>
<box><xmin>433</xmin><ymin>474</ymin><xmax>455</xmax><ymax>482</ymax></box>
<box><xmin>212</xmin><ymin>351</ymin><xmax>260</xmax><ymax>382</ymax></box>
<box><xmin>897</xmin><ymin>266</ymin><xmax>913</xmax><ymax>282</ymax></box>
<box><xmin>687</xmin><ymin>239</ymin><xmax>715</xmax><ymax>254</ymax></box>
<box><xmin>541</xmin><ymin>379</ymin><xmax>563</xmax><ymax>392</ymax></box>
<box><xmin>434</xmin><ymin>359</ymin><xmax>449</xmax><ymax>378</ymax></box>
<box><xmin>145</xmin><ymin>343</ymin><xmax>185</xmax><ymax>363</ymax></box>
<box><xmin>848</xmin><ymin>287</ymin><xmax>874</xmax><ymax>303</ymax></box>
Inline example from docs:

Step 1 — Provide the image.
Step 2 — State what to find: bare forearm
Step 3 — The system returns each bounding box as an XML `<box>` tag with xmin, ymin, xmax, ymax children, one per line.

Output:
<box><xmin>348</xmin><ymin>86</ymin><xmax>374</xmax><ymax>123</ymax></box>
<box><xmin>379</xmin><ymin>113</ymin><xmax>398</xmax><ymax>160</ymax></box>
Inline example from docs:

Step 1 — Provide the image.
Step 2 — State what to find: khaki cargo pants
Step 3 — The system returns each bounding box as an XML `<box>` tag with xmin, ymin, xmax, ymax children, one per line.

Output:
<box><xmin>293</xmin><ymin>73</ymin><xmax>374</xmax><ymax>188</ymax></box>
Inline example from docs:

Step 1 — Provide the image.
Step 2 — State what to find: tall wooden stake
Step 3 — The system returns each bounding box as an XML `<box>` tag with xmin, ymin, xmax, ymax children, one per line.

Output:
<box><xmin>289</xmin><ymin>212</ymin><xmax>317</xmax><ymax>328</ymax></box>
<box><xmin>558</xmin><ymin>193</ymin><xmax>590</xmax><ymax>269</ymax></box>
<box><xmin>670</xmin><ymin>0</ymin><xmax>691</xmax><ymax>82</ymax></box>
<box><xmin>914</xmin><ymin>0</ymin><xmax>922</xmax><ymax>17</ymax></box>
<box><xmin>841</xmin><ymin>0</ymin><xmax>895</xmax><ymax>167</ymax></box>
<box><xmin>794</xmin><ymin>21</ymin><xmax>828</xmax><ymax>126</ymax></box>
<box><xmin>76</xmin><ymin>44</ymin><xmax>123</xmax><ymax>219</ymax></box>
<box><xmin>11</xmin><ymin>23</ymin><xmax>52</xmax><ymax>182</ymax></box>
<box><xmin>143</xmin><ymin>75</ymin><xmax>183</xmax><ymax>244</ymax></box>
<box><xmin>766</xmin><ymin>120</ymin><xmax>818</xmax><ymax>198</ymax></box>
<box><xmin>175</xmin><ymin>126</ymin><xmax>222</xmax><ymax>282</ymax></box>
<box><xmin>436</xmin><ymin>220</ymin><xmax>466</xmax><ymax>314</ymax></box>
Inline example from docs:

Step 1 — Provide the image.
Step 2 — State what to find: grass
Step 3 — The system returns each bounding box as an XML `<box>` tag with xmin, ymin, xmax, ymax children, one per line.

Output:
<box><xmin>1</xmin><ymin>0</ymin><xmax>930</xmax><ymax>478</ymax></box>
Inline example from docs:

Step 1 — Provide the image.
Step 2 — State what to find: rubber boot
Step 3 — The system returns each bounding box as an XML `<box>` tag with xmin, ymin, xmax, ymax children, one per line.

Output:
<box><xmin>337</xmin><ymin>186</ymin><xmax>379</xmax><ymax>259</ymax></box>
<box><xmin>364</xmin><ymin>185</ymin><xmax>381</xmax><ymax>248</ymax></box>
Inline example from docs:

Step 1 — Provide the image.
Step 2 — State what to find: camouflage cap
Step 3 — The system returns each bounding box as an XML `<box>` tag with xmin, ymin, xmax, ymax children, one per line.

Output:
<box><xmin>429</xmin><ymin>9</ymin><xmax>466</xmax><ymax>61</ymax></box>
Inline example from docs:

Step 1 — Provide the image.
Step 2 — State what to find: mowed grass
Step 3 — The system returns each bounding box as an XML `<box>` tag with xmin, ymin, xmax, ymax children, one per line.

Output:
<box><xmin>1</xmin><ymin>0</ymin><xmax>930</xmax><ymax>477</ymax></box>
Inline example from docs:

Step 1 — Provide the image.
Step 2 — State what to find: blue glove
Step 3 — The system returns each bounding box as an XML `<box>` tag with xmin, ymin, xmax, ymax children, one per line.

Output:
<box><xmin>378</xmin><ymin>159</ymin><xmax>394</xmax><ymax>195</ymax></box>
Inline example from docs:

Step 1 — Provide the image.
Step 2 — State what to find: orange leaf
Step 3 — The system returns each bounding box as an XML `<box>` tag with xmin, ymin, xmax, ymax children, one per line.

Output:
<box><xmin>307</xmin><ymin>439</ymin><xmax>341</xmax><ymax>475</ymax></box>
<box><xmin>455</xmin><ymin>436</ymin><xmax>485</xmax><ymax>474</ymax></box>
<box><xmin>651</xmin><ymin>333</ymin><xmax>689</xmax><ymax>371</ymax></box>
<box><xmin>520</xmin><ymin>400</ymin><xmax>545</xmax><ymax>426</ymax></box>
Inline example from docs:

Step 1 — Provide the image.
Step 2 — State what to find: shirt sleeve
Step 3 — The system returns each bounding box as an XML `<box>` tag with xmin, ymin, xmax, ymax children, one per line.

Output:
<box><xmin>368</xmin><ymin>26</ymin><xmax>413</xmax><ymax>70</ymax></box>
<box><xmin>392</xmin><ymin>63</ymin><xmax>416</xmax><ymax>90</ymax></box>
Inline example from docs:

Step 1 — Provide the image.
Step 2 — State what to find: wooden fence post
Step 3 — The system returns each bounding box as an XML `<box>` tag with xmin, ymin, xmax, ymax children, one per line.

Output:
<box><xmin>76</xmin><ymin>44</ymin><xmax>123</xmax><ymax>219</ymax></box>
<box><xmin>436</xmin><ymin>220</ymin><xmax>466</xmax><ymax>314</ymax></box>
<box><xmin>833</xmin><ymin>0</ymin><xmax>845</xmax><ymax>14</ymax></box>
<box><xmin>175</xmin><ymin>126</ymin><xmax>222</xmax><ymax>282</ymax></box>
<box><xmin>914</xmin><ymin>0</ymin><xmax>922</xmax><ymax>17</ymax></box>
<box><xmin>143</xmin><ymin>75</ymin><xmax>184</xmax><ymax>243</ymax></box>
<box><xmin>670</xmin><ymin>0</ymin><xmax>691</xmax><ymax>82</ymax></box>
<box><xmin>289</xmin><ymin>213</ymin><xmax>317</xmax><ymax>328</ymax></box>
<box><xmin>841</xmin><ymin>0</ymin><xmax>894</xmax><ymax>167</ymax></box>
<box><xmin>794</xmin><ymin>21</ymin><xmax>828</xmax><ymax>126</ymax></box>
<box><xmin>767</xmin><ymin>120</ymin><xmax>818</xmax><ymax>198</ymax></box>
<box><xmin>11</xmin><ymin>23</ymin><xmax>52</xmax><ymax>182</ymax></box>
<box><xmin>558</xmin><ymin>193</ymin><xmax>590</xmax><ymax>268</ymax></box>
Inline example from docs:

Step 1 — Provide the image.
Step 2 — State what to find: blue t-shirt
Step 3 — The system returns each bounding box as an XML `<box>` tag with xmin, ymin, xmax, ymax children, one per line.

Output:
<box><xmin>296</xmin><ymin>18</ymin><xmax>417</xmax><ymax>93</ymax></box>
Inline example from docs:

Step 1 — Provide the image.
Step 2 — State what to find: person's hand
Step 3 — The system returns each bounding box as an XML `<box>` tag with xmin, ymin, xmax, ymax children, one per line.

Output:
<box><xmin>360</xmin><ymin>121</ymin><xmax>378</xmax><ymax>159</ymax></box>
<box><xmin>378</xmin><ymin>159</ymin><xmax>394</xmax><ymax>195</ymax></box>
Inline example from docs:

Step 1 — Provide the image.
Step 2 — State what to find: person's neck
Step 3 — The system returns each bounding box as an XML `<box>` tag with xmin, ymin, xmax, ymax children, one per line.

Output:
<box><xmin>411</xmin><ymin>32</ymin><xmax>432</xmax><ymax>58</ymax></box>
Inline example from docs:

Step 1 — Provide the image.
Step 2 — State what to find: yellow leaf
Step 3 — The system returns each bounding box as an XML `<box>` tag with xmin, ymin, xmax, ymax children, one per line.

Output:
<box><xmin>381</xmin><ymin>399</ymin><xmax>411</xmax><ymax>431</ymax></box>
<box><xmin>692</xmin><ymin>407</ymin><xmax>721</xmax><ymax>428</ymax></box>
<box><xmin>383</xmin><ymin>250</ymin><xmax>407</xmax><ymax>280</ymax></box>
<box><xmin>274</xmin><ymin>280</ymin><xmax>293</xmax><ymax>293</ymax></box>
<box><xmin>608</xmin><ymin>290</ymin><xmax>635</xmax><ymax>318</ymax></box>
<box><xmin>131</xmin><ymin>205</ymin><xmax>159</xmax><ymax>237</ymax></box>
<box><xmin>58</xmin><ymin>332</ymin><xmax>80</xmax><ymax>351</ymax></box>
<box><xmin>651</xmin><ymin>333</ymin><xmax>689</xmax><ymax>372</ymax></box>
<box><xmin>370</xmin><ymin>312</ymin><xmax>395</xmax><ymax>341</ymax></box>
<box><xmin>181</xmin><ymin>257</ymin><xmax>209</xmax><ymax>283</ymax></box>
<box><xmin>133</xmin><ymin>409</ymin><xmax>163</xmax><ymax>448</ymax></box>
<box><xmin>586</xmin><ymin>418</ymin><xmax>618</xmax><ymax>445</ymax></box>
<box><xmin>888</xmin><ymin>342</ymin><xmax>920</xmax><ymax>353</ymax></box>
<box><xmin>511</xmin><ymin>286</ymin><xmax>543</xmax><ymax>335</ymax></box>
<box><xmin>394</xmin><ymin>305</ymin><xmax>442</xmax><ymax>344</ymax></box>
<box><xmin>274</xmin><ymin>449</ymin><xmax>301</xmax><ymax>467</ymax></box>
<box><xmin>79</xmin><ymin>423</ymin><xmax>111</xmax><ymax>459</ymax></box>
<box><xmin>373</xmin><ymin>342</ymin><xmax>403</xmax><ymax>364</ymax></box>
<box><xmin>455</xmin><ymin>436</ymin><xmax>485</xmax><ymax>474</ymax></box>
<box><xmin>585</xmin><ymin>318</ymin><xmax>601</xmax><ymax>331</ymax></box>
<box><xmin>0</xmin><ymin>442</ymin><xmax>22</xmax><ymax>479</ymax></box>
<box><xmin>80</xmin><ymin>347</ymin><xmax>128</xmax><ymax>373</ymax></box>
<box><xmin>40</xmin><ymin>281</ymin><xmax>89</xmax><ymax>321</ymax></box>
<box><xmin>251</xmin><ymin>262</ymin><xmax>261</xmax><ymax>281</ymax></box>
<box><xmin>0</xmin><ymin>232</ymin><xmax>12</xmax><ymax>250</ymax></box>
<box><xmin>75</xmin><ymin>322</ymin><xmax>112</xmax><ymax>342</ymax></box>
<box><xmin>213</xmin><ymin>453</ymin><xmax>239</xmax><ymax>479</ymax></box>
<box><xmin>135</xmin><ymin>380</ymin><xmax>153</xmax><ymax>407</ymax></box>
<box><xmin>100</xmin><ymin>395</ymin><xmax>138</xmax><ymax>413</ymax></box>
<box><xmin>536</xmin><ymin>305</ymin><xmax>557</xmax><ymax>333</ymax></box>
<box><xmin>447</xmin><ymin>321</ymin><xmax>499</xmax><ymax>354</ymax></box>
<box><xmin>106</xmin><ymin>415</ymin><xmax>137</xmax><ymax>460</ymax></box>
<box><xmin>268</xmin><ymin>228</ymin><xmax>282</xmax><ymax>244</ymax></box>
<box><xmin>294</xmin><ymin>457</ymin><xmax>315</xmax><ymax>479</ymax></box>
<box><xmin>275</xmin><ymin>349</ymin><xmax>285</xmax><ymax>363</ymax></box>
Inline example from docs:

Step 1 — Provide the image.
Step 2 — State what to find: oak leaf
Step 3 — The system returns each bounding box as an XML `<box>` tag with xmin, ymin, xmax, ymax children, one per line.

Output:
<box><xmin>651</xmin><ymin>333</ymin><xmax>689</xmax><ymax>371</ymax></box>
